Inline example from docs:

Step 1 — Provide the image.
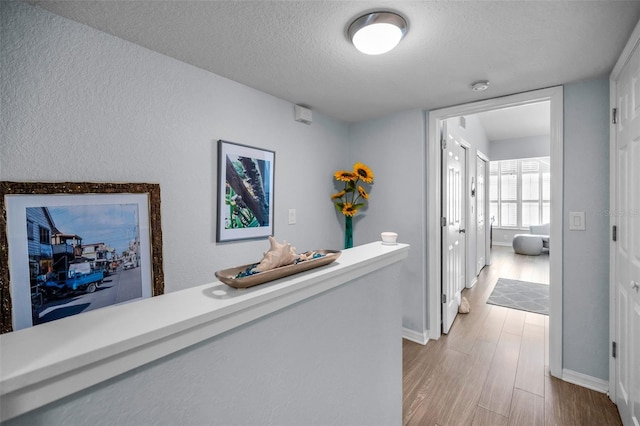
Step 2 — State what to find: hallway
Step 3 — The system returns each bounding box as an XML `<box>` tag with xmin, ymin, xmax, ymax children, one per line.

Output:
<box><xmin>403</xmin><ymin>246</ymin><xmax>621</xmax><ymax>425</ymax></box>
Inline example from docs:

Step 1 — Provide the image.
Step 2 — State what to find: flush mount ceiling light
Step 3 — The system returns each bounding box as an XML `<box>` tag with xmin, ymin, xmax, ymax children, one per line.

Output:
<box><xmin>348</xmin><ymin>11</ymin><xmax>408</xmax><ymax>55</ymax></box>
<box><xmin>471</xmin><ymin>80</ymin><xmax>490</xmax><ymax>92</ymax></box>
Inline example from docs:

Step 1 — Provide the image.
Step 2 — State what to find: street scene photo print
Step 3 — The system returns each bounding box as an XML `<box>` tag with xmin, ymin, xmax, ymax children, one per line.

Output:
<box><xmin>26</xmin><ymin>203</ymin><xmax>143</xmax><ymax>325</ymax></box>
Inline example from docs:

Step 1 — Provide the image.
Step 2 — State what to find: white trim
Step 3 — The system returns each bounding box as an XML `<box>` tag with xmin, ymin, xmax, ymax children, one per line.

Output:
<box><xmin>548</xmin><ymin>88</ymin><xmax>564</xmax><ymax>379</ymax></box>
<box><xmin>427</xmin><ymin>87</ymin><xmax>564</xmax><ymax>378</ymax></box>
<box><xmin>608</xmin><ymin>17</ymin><xmax>640</xmax><ymax>406</ymax></box>
<box><xmin>427</xmin><ymin>110</ymin><xmax>442</xmax><ymax>340</ymax></box>
<box><xmin>477</xmin><ymin>150</ymin><xmax>489</xmax><ymax>162</ymax></box>
<box><xmin>459</xmin><ymin>138</ymin><xmax>473</xmax><ymax>296</ymax></box>
<box><xmin>421</xmin><ymin>110</ymin><xmax>430</xmax><ymax>339</ymax></box>
<box><xmin>467</xmin><ymin>276</ymin><xmax>478</xmax><ymax>289</ymax></box>
<box><xmin>608</xmin><ymin>59</ymin><xmax>619</xmax><ymax>406</ymax></box>
<box><xmin>478</xmin><ymin>152</ymin><xmax>491</xmax><ymax>267</ymax></box>
<box><xmin>403</xmin><ymin>328</ymin><xmax>430</xmax><ymax>345</ymax></box>
<box><xmin>0</xmin><ymin>242</ymin><xmax>409</xmax><ymax>422</ymax></box>
<box><xmin>492</xmin><ymin>241</ymin><xmax>513</xmax><ymax>247</ymax></box>
<box><xmin>562</xmin><ymin>369</ymin><xmax>609</xmax><ymax>394</ymax></box>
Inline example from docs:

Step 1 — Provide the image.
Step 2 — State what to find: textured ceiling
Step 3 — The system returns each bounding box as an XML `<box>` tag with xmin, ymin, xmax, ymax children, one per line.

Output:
<box><xmin>28</xmin><ymin>1</ymin><xmax>640</xmax><ymax>123</ymax></box>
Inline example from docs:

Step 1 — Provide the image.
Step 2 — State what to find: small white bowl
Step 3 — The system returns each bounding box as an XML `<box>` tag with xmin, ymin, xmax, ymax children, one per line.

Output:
<box><xmin>381</xmin><ymin>232</ymin><xmax>398</xmax><ymax>245</ymax></box>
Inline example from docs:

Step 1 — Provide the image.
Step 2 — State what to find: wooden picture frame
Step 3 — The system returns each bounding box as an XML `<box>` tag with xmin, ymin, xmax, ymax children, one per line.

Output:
<box><xmin>217</xmin><ymin>140</ymin><xmax>275</xmax><ymax>242</ymax></box>
<box><xmin>0</xmin><ymin>182</ymin><xmax>164</xmax><ymax>334</ymax></box>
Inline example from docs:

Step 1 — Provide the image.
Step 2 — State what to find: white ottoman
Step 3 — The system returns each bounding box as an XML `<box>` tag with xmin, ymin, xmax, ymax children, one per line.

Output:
<box><xmin>512</xmin><ymin>234</ymin><xmax>543</xmax><ymax>255</ymax></box>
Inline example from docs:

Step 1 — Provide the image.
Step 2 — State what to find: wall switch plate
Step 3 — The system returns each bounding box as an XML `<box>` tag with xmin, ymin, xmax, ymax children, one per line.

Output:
<box><xmin>569</xmin><ymin>211</ymin><xmax>586</xmax><ymax>231</ymax></box>
<box><xmin>288</xmin><ymin>209</ymin><xmax>296</xmax><ymax>225</ymax></box>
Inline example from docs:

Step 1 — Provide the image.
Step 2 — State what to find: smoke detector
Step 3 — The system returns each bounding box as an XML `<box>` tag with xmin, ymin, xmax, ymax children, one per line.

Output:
<box><xmin>471</xmin><ymin>80</ymin><xmax>490</xmax><ymax>92</ymax></box>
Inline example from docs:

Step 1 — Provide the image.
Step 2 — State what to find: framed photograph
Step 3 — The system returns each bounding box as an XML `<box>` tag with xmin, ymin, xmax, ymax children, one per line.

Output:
<box><xmin>217</xmin><ymin>140</ymin><xmax>275</xmax><ymax>242</ymax></box>
<box><xmin>0</xmin><ymin>182</ymin><xmax>164</xmax><ymax>334</ymax></box>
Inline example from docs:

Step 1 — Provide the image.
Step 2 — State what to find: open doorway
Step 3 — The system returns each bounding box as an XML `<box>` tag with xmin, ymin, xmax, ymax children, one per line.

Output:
<box><xmin>440</xmin><ymin>102</ymin><xmax>551</xmax><ymax>334</ymax></box>
<box><xmin>427</xmin><ymin>87</ymin><xmax>564</xmax><ymax>378</ymax></box>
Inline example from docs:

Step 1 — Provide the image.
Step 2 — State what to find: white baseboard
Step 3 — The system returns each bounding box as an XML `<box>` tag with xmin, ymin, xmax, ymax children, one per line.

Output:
<box><xmin>562</xmin><ymin>369</ymin><xmax>609</xmax><ymax>394</ymax></box>
<box><xmin>402</xmin><ymin>328</ymin><xmax>429</xmax><ymax>345</ymax></box>
<box><xmin>492</xmin><ymin>241</ymin><xmax>512</xmax><ymax>247</ymax></box>
<box><xmin>467</xmin><ymin>277</ymin><xmax>478</xmax><ymax>289</ymax></box>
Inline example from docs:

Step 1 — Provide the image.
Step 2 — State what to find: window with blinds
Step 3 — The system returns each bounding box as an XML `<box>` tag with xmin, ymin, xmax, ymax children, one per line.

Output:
<box><xmin>489</xmin><ymin>157</ymin><xmax>550</xmax><ymax>229</ymax></box>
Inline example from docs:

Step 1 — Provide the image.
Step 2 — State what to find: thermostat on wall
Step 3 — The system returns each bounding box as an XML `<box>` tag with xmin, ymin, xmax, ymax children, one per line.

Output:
<box><xmin>294</xmin><ymin>104</ymin><xmax>312</xmax><ymax>124</ymax></box>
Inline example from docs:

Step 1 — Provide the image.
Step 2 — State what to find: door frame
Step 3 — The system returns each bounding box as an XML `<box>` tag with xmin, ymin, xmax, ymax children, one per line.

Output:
<box><xmin>476</xmin><ymin>150</ymin><xmax>489</xmax><ymax>277</ymax></box>
<box><xmin>427</xmin><ymin>86</ymin><xmax>564</xmax><ymax>378</ymax></box>
<box><xmin>608</xmin><ymin>18</ymin><xmax>640</xmax><ymax>404</ymax></box>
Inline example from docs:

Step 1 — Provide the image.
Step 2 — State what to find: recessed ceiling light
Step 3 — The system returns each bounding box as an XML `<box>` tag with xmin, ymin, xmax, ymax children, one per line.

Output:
<box><xmin>348</xmin><ymin>11</ymin><xmax>408</xmax><ymax>55</ymax></box>
<box><xmin>471</xmin><ymin>81</ymin><xmax>490</xmax><ymax>92</ymax></box>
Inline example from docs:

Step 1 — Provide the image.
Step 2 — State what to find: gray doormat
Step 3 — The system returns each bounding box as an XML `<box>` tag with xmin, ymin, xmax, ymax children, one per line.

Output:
<box><xmin>487</xmin><ymin>278</ymin><xmax>549</xmax><ymax>315</ymax></box>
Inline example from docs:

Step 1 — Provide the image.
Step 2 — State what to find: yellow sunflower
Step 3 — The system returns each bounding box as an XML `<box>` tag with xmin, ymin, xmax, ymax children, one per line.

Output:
<box><xmin>353</xmin><ymin>162</ymin><xmax>374</xmax><ymax>183</ymax></box>
<box><xmin>357</xmin><ymin>186</ymin><xmax>369</xmax><ymax>199</ymax></box>
<box><xmin>334</xmin><ymin>170</ymin><xmax>356</xmax><ymax>182</ymax></box>
<box><xmin>342</xmin><ymin>203</ymin><xmax>358</xmax><ymax>217</ymax></box>
<box><xmin>331</xmin><ymin>190</ymin><xmax>346</xmax><ymax>200</ymax></box>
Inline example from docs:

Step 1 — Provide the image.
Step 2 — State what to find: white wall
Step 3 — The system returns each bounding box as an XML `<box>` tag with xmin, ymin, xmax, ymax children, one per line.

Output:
<box><xmin>1</xmin><ymin>0</ymin><xmax>614</xmax><ymax>392</ymax></box>
<box><xmin>0</xmin><ymin>1</ymin><xmax>348</xmax><ymax>294</ymax></box>
<box><xmin>347</xmin><ymin>110</ymin><xmax>427</xmax><ymax>334</ymax></box>
<box><xmin>1</xmin><ymin>5</ymin><xmax>406</xmax><ymax>422</ymax></box>
<box><xmin>491</xmin><ymin>228</ymin><xmax>523</xmax><ymax>246</ymax></box>
<box><xmin>3</xmin><ymin>256</ymin><xmax>403</xmax><ymax>426</ymax></box>
<box><xmin>455</xmin><ymin>115</ymin><xmax>491</xmax><ymax>157</ymax></box>
<box><xmin>490</xmin><ymin>135</ymin><xmax>550</xmax><ymax>161</ymax></box>
<box><xmin>563</xmin><ymin>78</ymin><xmax>610</xmax><ymax>381</ymax></box>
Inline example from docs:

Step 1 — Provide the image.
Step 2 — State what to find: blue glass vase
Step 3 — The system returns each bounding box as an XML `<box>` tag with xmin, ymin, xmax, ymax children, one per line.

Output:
<box><xmin>344</xmin><ymin>215</ymin><xmax>353</xmax><ymax>249</ymax></box>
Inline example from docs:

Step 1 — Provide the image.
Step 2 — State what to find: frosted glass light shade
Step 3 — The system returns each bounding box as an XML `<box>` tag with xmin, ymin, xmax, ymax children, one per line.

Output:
<box><xmin>348</xmin><ymin>12</ymin><xmax>407</xmax><ymax>55</ymax></box>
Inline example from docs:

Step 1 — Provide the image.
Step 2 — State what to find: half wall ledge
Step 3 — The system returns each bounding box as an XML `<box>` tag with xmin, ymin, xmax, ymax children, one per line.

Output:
<box><xmin>0</xmin><ymin>242</ymin><xmax>409</xmax><ymax>422</ymax></box>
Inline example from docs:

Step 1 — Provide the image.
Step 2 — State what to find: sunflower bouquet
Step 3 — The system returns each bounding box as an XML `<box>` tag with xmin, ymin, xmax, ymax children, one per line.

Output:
<box><xmin>331</xmin><ymin>162</ymin><xmax>374</xmax><ymax>217</ymax></box>
<box><xmin>331</xmin><ymin>162</ymin><xmax>374</xmax><ymax>248</ymax></box>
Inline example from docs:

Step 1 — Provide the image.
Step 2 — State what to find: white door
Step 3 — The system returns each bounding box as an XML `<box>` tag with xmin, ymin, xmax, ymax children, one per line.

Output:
<box><xmin>613</xmin><ymin>34</ymin><xmax>640</xmax><ymax>426</ymax></box>
<box><xmin>442</xmin><ymin>127</ymin><xmax>466</xmax><ymax>334</ymax></box>
<box><xmin>476</xmin><ymin>155</ymin><xmax>487</xmax><ymax>276</ymax></box>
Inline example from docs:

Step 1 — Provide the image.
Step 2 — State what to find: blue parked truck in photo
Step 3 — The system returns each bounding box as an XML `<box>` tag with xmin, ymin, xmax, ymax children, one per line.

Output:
<box><xmin>40</xmin><ymin>262</ymin><xmax>104</xmax><ymax>299</ymax></box>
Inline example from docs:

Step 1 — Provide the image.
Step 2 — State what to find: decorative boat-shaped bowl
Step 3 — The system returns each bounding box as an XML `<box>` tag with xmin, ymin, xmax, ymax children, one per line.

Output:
<box><xmin>215</xmin><ymin>250</ymin><xmax>341</xmax><ymax>289</ymax></box>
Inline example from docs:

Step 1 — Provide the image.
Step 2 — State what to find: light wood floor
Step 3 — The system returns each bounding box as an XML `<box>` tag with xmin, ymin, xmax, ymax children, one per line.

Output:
<box><xmin>403</xmin><ymin>246</ymin><xmax>621</xmax><ymax>426</ymax></box>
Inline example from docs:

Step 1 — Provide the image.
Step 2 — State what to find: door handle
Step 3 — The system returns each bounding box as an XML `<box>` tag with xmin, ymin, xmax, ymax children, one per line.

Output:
<box><xmin>632</xmin><ymin>281</ymin><xmax>640</xmax><ymax>292</ymax></box>
<box><xmin>459</xmin><ymin>229</ymin><xmax>466</xmax><ymax>234</ymax></box>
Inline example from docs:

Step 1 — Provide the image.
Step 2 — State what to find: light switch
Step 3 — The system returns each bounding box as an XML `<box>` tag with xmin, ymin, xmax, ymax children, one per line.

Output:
<box><xmin>288</xmin><ymin>209</ymin><xmax>296</xmax><ymax>225</ymax></box>
<box><xmin>569</xmin><ymin>212</ymin><xmax>586</xmax><ymax>231</ymax></box>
